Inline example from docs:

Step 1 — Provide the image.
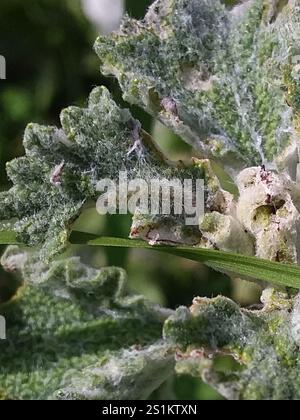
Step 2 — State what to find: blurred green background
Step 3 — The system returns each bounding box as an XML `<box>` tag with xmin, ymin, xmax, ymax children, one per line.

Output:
<box><xmin>0</xmin><ymin>0</ymin><xmax>260</xmax><ymax>400</ymax></box>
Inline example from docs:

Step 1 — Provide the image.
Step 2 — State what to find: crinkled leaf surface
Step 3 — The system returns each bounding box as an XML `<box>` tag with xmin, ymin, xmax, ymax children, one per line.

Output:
<box><xmin>95</xmin><ymin>0</ymin><xmax>300</xmax><ymax>171</ymax></box>
<box><xmin>165</xmin><ymin>291</ymin><xmax>300</xmax><ymax>400</ymax></box>
<box><xmin>0</xmin><ymin>86</ymin><xmax>193</xmax><ymax>259</ymax></box>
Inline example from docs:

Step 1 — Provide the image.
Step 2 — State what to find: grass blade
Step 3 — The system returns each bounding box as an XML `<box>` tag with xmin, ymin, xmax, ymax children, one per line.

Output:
<box><xmin>70</xmin><ymin>231</ymin><xmax>300</xmax><ymax>289</ymax></box>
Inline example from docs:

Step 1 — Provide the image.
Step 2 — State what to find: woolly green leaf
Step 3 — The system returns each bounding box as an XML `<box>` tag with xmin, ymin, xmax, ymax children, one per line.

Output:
<box><xmin>0</xmin><ymin>247</ymin><xmax>174</xmax><ymax>400</ymax></box>
<box><xmin>165</xmin><ymin>291</ymin><xmax>300</xmax><ymax>400</ymax></box>
<box><xmin>95</xmin><ymin>0</ymin><xmax>299</xmax><ymax>173</ymax></box>
<box><xmin>0</xmin><ymin>86</ymin><xmax>192</xmax><ymax>260</ymax></box>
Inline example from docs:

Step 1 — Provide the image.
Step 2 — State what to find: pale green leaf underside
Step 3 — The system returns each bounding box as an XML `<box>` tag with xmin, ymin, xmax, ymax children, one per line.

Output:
<box><xmin>0</xmin><ymin>248</ymin><xmax>173</xmax><ymax>400</ymax></box>
<box><xmin>95</xmin><ymin>0</ymin><xmax>300</xmax><ymax>171</ymax></box>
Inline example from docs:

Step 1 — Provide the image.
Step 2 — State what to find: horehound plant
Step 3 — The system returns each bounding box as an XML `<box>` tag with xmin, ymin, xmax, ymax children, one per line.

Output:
<box><xmin>2</xmin><ymin>0</ymin><xmax>300</xmax><ymax>400</ymax></box>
